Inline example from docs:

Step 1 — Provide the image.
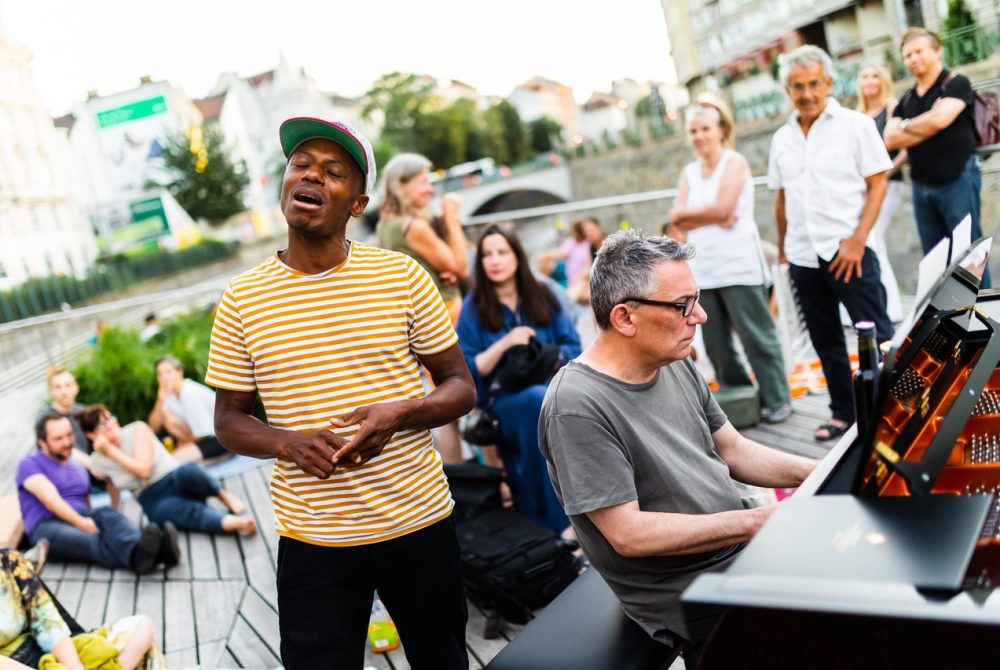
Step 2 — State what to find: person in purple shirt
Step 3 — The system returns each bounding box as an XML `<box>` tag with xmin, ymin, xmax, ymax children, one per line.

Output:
<box><xmin>16</xmin><ymin>415</ymin><xmax>180</xmax><ymax>574</ymax></box>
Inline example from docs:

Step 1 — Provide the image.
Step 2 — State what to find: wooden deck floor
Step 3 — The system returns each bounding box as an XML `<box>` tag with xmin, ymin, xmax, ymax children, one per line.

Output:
<box><xmin>35</xmin><ymin>388</ymin><xmax>833</xmax><ymax>669</ymax></box>
<box><xmin>38</xmin><ymin>461</ymin><xmax>527</xmax><ymax>670</ymax></box>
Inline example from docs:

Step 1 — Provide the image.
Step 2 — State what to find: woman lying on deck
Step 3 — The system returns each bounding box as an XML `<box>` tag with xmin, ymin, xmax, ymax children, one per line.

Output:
<box><xmin>0</xmin><ymin>548</ymin><xmax>160</xmax><ymax>669</ymax></box>
<box><xmin>78</xmin><ymin>405</ymin><xmax>257</xmax><ymax>537</ymax></box>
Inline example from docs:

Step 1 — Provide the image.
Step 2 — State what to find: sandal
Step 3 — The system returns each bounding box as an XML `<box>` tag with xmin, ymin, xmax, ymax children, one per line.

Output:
<box><xmin>814</xmin><ymin>421</ymin><xmax>848</xmax><ymax>442</ymax></box>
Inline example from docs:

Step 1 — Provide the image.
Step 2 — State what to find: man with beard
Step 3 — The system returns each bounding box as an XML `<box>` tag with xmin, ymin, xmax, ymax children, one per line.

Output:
<box><xmin>17</xmin><ymin>414</ymin><xmax>177</xmax><ymax>573</ymax></box>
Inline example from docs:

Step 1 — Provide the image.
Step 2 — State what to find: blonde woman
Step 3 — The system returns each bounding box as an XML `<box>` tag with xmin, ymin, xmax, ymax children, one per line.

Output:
<box><xmin>857</xmin><ymin>62</ymin><xmax>906</xmax><ymax>322</ymax></box>
<box><xmin>376</xmin><ymin>153</ymin><xmax>470</xmax><ymax>463</ymax></box>
<box><xmin>669</xmin><ymin>94</ymin><xmax>792</xmax><ymax>424</ymax></box>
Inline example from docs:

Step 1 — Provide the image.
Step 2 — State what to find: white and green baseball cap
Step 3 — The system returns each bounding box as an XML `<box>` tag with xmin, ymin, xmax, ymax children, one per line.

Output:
<box><xmin>279</xmin><ymin>117</ymin><xmax>376</xmax><ymax>195</ymax></box>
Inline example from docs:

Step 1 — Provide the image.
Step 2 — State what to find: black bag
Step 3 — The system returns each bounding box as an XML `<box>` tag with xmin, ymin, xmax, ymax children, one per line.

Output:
<box><xmin>455</xmin><ymin>509</ymin><xmax>579</xmax><ymax>625</ymax></box>
<box><xmin>495</xmin><ymin>338</ymin><xmax>560</xmax><ymax>393</ymax></box>
<box><xmin>462</xmin><ymin>405</ymin><xmax>501</xmax><ymax>446</ymax></box>
<box><xmin>443</xmin><ymin>463</ymin><xmax>505</xmax><ymax>524</ymax></box>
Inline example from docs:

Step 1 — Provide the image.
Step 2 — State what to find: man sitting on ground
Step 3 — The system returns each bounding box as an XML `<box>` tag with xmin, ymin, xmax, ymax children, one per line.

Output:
<box><xmin>538</xmin><ymin>231</ymin><xmax>816</xmax><ymax>660</ymax></box>
<box><xmin>16</xmin><ymin>414</ymin><xmax>180</xmax><ymax>574</ymax></box>
<box><xmin>148</xmin><ymin>355</ymin><xmax>229</xmax><ymax>463</ymax></box>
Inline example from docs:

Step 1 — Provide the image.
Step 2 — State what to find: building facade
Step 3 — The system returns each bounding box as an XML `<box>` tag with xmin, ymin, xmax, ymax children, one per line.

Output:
<box><xmin>0</xmin><ymin>28</ymin><xmax>96</xmax><ymax>288</ymax></box>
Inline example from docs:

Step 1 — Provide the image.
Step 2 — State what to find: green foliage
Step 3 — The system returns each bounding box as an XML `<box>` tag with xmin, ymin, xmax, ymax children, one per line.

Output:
<box><xmin>943</xmin><ymin>0</ymin><xmax>976</xmax><ymax>34</ymax></box>
<box><xmin>72</xmin><ymin>326</ymin><xmax>158</xmax><ymax>425</ymax></box>
<box><xmin>156</xmin><ymin>125</ymin><xmax>250</xmax><ymax>225</ymax></box>
<box><xmin>0</xmin><ymin>241</ymin><xmax>239</xmax><ymax>324</ymax></box>
<box><xmin>71</xmin><ymin>309</ymin><xmax>216</xmax><ymax>425</ymax></box>
<box><xmin>484</xmin><ymin>101</ymin><xmax>528</xmax><ymax>165</ymax></box>
<box><xmin>364</xmin><ymin>71</ymin><xmax>554</xmax><ymax>171</ymax></box>
<box><xmin>526</xmin><ymin>117</ymin><xmax>563</xmax><ymax>154</ymax></box>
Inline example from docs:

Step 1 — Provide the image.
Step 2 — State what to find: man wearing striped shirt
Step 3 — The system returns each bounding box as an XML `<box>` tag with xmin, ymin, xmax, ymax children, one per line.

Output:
<box><xmin>206</xmin><ymin>118</ymin><xmax>476</xmax><ymax>669</ymax></box>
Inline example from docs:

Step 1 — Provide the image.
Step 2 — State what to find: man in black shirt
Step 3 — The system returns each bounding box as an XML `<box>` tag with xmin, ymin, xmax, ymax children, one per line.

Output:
<box><xmin>885</xmin><ymin>27</ymin><xmax>985</xmax><ymax>286</ymax></box>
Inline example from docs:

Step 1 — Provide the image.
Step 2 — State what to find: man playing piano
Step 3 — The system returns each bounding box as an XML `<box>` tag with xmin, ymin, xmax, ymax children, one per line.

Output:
<box><xmin>539</xmin><ymin>230</ymin><xmax>816</xmax><ymax>663</ymax></box>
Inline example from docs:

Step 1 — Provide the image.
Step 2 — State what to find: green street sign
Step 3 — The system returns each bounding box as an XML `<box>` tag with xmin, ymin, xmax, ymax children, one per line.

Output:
<box><xmin>96</xmin><ymin>96</ymin><xmax>168</xmax><ymax>128</ymax></box>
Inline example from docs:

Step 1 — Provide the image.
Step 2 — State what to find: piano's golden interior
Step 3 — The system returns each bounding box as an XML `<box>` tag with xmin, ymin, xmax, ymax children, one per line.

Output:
<box><xmin>863</xmin><ymin>321</ymin><xmax>1000</xmax><ymax>575</ymax></box>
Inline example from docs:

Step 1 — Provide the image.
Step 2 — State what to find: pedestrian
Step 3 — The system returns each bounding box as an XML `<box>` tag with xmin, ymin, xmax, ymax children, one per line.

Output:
<box><xmin>856</xmin><ymin>62</ymin><xmax>906</xmax><ymax>322</ymax></box>
<box><xmin>670</xmin><ymin>94</ymin><xmax>792</xmax><ymax>424</ymax></box>
<box><xmin>768</xmin><ymin>45</ymin><xmax>894</xmax><ymax>442</ymax></box>
<box><xmin>376</xmin><ymin>152</ymin><xmax>470</xmax><ymax>463</ymax></box>
<box><xmin>885</xmin><ymin>27</ymin><xmax>987</xmax><ymax>286</ymax></box>
<box><xmin>206</xmin><ymin>117</ymin><xmax>475</xmax><ymax>669</ymax></box>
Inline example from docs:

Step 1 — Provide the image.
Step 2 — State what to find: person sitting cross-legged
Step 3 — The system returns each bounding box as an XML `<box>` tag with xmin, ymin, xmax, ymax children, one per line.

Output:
<box><xmin>16</xmin><ymin>415</ymin><xmax>180</xmax><ymax>575</ymax></box>
<box><xmin>79</xmin><ymin>405</ymin><xmax>256</xmax><ymax>537</ymax></box>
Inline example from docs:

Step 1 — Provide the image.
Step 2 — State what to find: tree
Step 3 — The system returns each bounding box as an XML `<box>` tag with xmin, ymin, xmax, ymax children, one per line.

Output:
<box><xmin>526</xmin><ymin>117</ymin><xmax>563</xmax><ymax>154</ymax></box>
<box><xmin>484</xmin><ymin>100</ymin><xmax>528</xmax><ymax>165</ymax></box>
<box><xmin>362</xmin><ymin>72</ymin><xmax>436</xmax><ymax>160</ymax></box>
<box><xmin>942</xmin><ymin>0</ymin><xmax>979</xmax><ymax>65</ymax></box>
<box><xmin>156</xmin><ymin>125</ymin><xmax>249</xmax><ymax>225</ymax></box>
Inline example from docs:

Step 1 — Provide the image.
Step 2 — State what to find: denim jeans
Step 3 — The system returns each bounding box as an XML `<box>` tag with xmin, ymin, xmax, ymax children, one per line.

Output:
<box><xmin>912</xmin><ymin>156</ymin><xmax>988</xmax><ymax>288</ymax></box>
<box><xmin>138</xmin><ymin>462</ymin><xmax>226</xmax><ymax>534</ymax></box>
<box><xmin>30</xmin><ymin>506</ymin><xmax>140</xmax><ymax>570</ymax></box>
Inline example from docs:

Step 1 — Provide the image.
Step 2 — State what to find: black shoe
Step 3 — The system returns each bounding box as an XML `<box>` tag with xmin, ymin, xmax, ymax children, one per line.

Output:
<box><xmin>131</xmin><ymin>524</ymin><xmax>162</xmax><ymax>575</ymax></box>
<box><xmin>158</xmin><ymin>522</ymin><xmax>181</xmax><ymax>568</ymax></box>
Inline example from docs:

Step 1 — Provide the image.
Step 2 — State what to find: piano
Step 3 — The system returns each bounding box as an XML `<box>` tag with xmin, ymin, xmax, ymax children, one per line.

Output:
<box><xmin>682</xmin><ymin>237</ymin><xmax>1000</xmax><ymax>668</ymax></box>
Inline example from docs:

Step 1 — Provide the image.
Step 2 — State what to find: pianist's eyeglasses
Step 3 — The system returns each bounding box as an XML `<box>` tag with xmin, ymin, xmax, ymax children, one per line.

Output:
<box><xmin>622</xmin><ymin>291</ymin><xmax>701</xmax><ymax>318</ymax></box>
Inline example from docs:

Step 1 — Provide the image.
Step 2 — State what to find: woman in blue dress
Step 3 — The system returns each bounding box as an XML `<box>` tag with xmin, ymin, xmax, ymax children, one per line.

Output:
<box><xmin>456</xmin><ymin>225</ymin><xmax>582</xmax><ymax>534</ymax></box>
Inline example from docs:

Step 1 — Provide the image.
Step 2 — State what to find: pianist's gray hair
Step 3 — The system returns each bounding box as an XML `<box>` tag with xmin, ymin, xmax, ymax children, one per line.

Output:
<box><xmin>590</xmin><ymin>230</ymin><xmax>696</xmax><ymax>330</ymax></box>
<box><xmin>778</xmin><ymin>45</ymin><xmax>835</xmax><ymax>86</ymax></box>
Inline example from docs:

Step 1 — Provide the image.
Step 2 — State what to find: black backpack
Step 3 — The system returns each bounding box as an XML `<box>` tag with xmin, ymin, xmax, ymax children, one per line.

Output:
<box><xmin>443</xmin><ymin>464</ymin><xmax>580</xmax><ymax>630</ymax></box>
<box><xmin>455</xmin><ymin>508</ymin><xmax>580</xmax><ymax>626</ymax></box>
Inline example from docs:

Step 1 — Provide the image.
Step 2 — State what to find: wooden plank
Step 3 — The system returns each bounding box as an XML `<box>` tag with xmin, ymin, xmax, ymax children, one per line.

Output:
<box><xmin>244</xmin><ymin>554</ymin><xmax>277</xmax><ymax>605</ymax></box>
<box><xmin>61</xmin><ymin>562</ymin><xmax>89</xmax><ymax>579</ymax></box>
<box><xmin>214</xmin><ymin>533</ymin><xmax>244</xmax><ymax>580</ymax></box>
<box><xmin>104</xmin><ymin>580</ymin><xmax>137</xmax><ymax>622</ymax></box>
<box><xmin>192</xmin><ymin>580</ymin><xmax>243</xmax><ymax>643</ymax></box>
<box><xmin>164</xmin><ymin>645</ymin><xmax>198</xmax><ymax>669</ymax></box>
<box><xmin>220</xmin><ymin>647</ymin><xmax>242</xmax><ymax>669</ymax></box>
<box><xmin>54</xmin><ymin>579</ymin><xmax>84</xmax><ymax>619</ymax></box>
<box><xmin>77</xmin><ymin>579</ymin><xmax>110</xmax><ymax>628</ymax></box>
<box><xmin>196</xmin><ymin>640</ymin><xmax>226</xmax><ymax>669</ymax></box>
<box><xmin>87</xmin><ymin>565</ymin><xmax>114</xmax><ymax>582</ymax></box>
<box><xmin>163</xmin><ymin>581</ymin><xmax>196</xmax><ymax>653</ymax></box>
<box><xmin>227</xmin><ymin>615</ymin><xmax>281</xmax><ymax>669</ymax></box>
<box><xmin>135</xmin><ymin>580</ymin><xmax>164</xmax><ymax>648</ymax></box>
<box><xmin>465</xmin><ymin>603</ymin><xmax>508</xmax><ymax>669</ymax></box>
<box><xmin>187</xmin><ymin>530</ymin><xmax>218</xmax><ymax>580</ymax></box>
<box><xmin>167</xmin><ymin>529</ymin><xmax>191</xmax><ymax>581</ymax></box>
<box><xmin>237</xmin><ymin>585</ymin><xmax>280</xmax><ymax>656</ymax></box>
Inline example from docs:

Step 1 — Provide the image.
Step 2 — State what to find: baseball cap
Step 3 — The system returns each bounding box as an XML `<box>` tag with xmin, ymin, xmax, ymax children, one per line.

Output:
<box><xmin>279</xmin><ymin>117</ymin><xmax>377</xmax><ymax>195</ymax></box>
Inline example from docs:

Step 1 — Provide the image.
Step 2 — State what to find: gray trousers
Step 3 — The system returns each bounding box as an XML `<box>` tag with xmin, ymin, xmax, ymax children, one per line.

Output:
<box><xmin>699</xmin><ymin>284</ymin><xmax>790</xmax><ymax>411</ymax></box>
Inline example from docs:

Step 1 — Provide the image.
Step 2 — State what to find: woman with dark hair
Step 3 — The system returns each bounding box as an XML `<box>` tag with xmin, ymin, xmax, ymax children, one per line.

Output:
<box><xmin>456</xmin><ymin>225</ymin><xmax>582</xmax><ymax>534</ymax></box>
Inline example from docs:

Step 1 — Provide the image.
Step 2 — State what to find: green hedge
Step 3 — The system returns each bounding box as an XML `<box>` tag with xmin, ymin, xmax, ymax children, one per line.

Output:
<box><xmin>0</xmin><ymin>240</ymin><xmax>239</xmax><ymax>324</ymax></box>
<box><xmin>72</xmin><ymin>308</ymin><xmax>216</xmax><ymax>425</ymax></box>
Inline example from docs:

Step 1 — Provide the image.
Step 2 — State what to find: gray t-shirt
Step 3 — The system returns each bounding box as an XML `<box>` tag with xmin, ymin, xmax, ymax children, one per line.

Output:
<box><xmin>538</xmin><ymin>358</ymin><xmax>746</xmax><ymax>642</ymax></box>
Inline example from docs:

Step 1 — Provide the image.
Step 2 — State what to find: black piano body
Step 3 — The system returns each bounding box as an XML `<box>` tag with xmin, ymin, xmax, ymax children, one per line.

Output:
<box><xmin>683</xmin><ymin>237</ymin><xmax>1000</xmax><ymax>668</ymax></box>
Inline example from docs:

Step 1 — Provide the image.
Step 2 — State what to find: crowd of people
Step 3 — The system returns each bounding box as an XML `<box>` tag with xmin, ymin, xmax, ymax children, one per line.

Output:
<box><xmin>6</xmin><ymin>27</ymin><xmax>986</xmax><ymax>670</ymax></box>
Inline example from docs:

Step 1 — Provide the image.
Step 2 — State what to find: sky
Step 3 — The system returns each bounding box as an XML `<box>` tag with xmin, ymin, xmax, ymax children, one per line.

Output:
<box><xmin>2</xmin><ymin>0</ymin><xmax>675</xmax><ymax>117</ymax></box>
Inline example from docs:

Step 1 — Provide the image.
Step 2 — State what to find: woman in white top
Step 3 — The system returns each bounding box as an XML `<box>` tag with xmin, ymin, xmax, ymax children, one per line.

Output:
<box><xmin>669</xmin><ymin>95</ymin><xmax>792</xmax><ymax>424</ymax></box>
<box><xmin>79</xmin><ymin>404</ymin><xmax>256</xmax><ymax>536</ymax></box>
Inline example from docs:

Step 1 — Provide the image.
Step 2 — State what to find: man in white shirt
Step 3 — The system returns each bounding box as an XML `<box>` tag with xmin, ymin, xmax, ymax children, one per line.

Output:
<box><xmin>767</xmin><ymin>45</ymin><xmax>893</xmax><ymax>443</ymax></box>
<box><xmin>149</xmin><ymin>355</ymin><xmax>229</xmax><ymax>462</ymax></box>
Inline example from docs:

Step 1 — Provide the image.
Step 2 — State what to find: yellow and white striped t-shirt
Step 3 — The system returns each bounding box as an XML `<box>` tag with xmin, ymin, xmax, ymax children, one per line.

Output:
<box><xmin>205</xmin><ymin>242</ymin><xmax>458</xmax><ymax>547</ymax></box>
